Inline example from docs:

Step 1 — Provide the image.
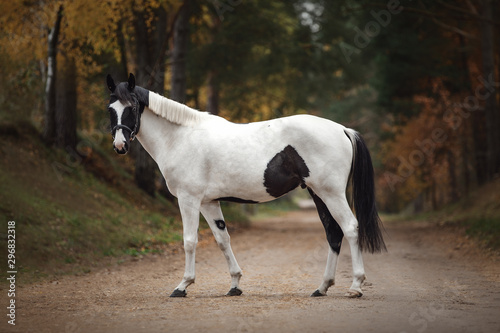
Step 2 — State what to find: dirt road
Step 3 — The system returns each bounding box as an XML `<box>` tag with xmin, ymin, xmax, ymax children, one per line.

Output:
<box><xmin>4</xmin><ymin>210</ymin><xmax>500</xmax><ymax>333</ymax></box>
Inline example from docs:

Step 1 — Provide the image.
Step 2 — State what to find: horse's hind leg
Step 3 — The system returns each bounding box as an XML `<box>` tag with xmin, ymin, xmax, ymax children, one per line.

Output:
<box><xmin>200</xmin><ymin>202</ymin><xmax>243</xmax><ymax>296</ymax></box>
<box><xmin>308</xmin><ymin>189</ymin><xmax>343</xmax><ymax>297</ymax></box>
<box><xmin>311</xmin><ymin>190</ymin><xmax>366</xmax><ymax>297</ymax></box>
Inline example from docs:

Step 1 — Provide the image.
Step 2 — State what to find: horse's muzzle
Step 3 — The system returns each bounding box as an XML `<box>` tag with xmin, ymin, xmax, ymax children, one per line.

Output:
<box><xmin>114</xmin><ymin>147</ymin><xmax>128</xmax><ymax>155</ymax></box>
<box><xmin>113</xmin><ymin>141</ymin><xmax>129</xmax><ymax>155</ymax></box>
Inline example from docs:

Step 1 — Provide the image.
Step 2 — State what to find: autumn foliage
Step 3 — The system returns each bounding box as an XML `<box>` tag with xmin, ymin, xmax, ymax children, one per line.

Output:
<box><xmin>0</xmin><ymin>0</ymin><xmax>499</xmax><ymax>212</ymax></box>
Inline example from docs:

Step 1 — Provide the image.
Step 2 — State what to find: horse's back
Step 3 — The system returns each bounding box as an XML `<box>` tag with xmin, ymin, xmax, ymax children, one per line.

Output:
<box><xmin>204</xmin><ymin>114</ymin><xmax>349</xmax><ymax>158</ymax></box>
<box><xmin>199</xmin><ymin>114</ymin><xmax>353</xmax><ymax>202</ymax></box>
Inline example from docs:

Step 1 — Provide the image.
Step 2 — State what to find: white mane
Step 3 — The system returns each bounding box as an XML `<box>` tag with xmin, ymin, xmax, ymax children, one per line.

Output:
<box><xmin>148</xmin><ymin>91</ymin><xmax>211</xmax><ymax>126</ymax></box>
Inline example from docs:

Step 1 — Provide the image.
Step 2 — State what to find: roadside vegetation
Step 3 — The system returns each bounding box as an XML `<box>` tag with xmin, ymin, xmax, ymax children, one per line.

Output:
<box><xmin>2</xmin><ymin>0</ymin><xmax>499</xmax><ymax>282</ymax></box>
<box><xmin>0</xmin><ymin>122</ymin><xmax>247</xmax><ymax>282</ymax></box>
<box><xmin>384</xmin><ymin>177</ymin><xmax>500</xmax><ymax>253</ymax></box>
<box><xmin>442</xmin><ymin>178</ymin><xmax>500</xmax><ymax>252</ymax></box>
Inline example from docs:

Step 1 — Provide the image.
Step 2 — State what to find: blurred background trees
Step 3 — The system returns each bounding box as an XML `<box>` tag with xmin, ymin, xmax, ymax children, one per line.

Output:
<box><xmin>0</xmin><ymin>0</ymin><xmax>498</xmax><ymax>213</ymax></box>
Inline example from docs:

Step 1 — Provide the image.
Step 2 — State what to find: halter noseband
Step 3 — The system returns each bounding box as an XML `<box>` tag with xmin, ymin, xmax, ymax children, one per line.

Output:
<box><xmin>111</xmin><ymin>92</ymin><xmax>140</xmax><ymax>141</ymax></box>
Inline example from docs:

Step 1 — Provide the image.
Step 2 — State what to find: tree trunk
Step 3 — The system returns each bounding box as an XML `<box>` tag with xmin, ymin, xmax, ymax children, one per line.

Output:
<box><xmin>55</xmin><ymin>53</ymin><xmax>77</xmax><ymax>151</ymax></box>
<box><xmin>431</xmin><ymin>178</ymin><xmax>437</xmax><ymax>210</ymax></box>
<box><xmin>43</xmin><ymin>5</ymin><xmax>63</xmax><ymax>145</ymax></box>
<box><xmin>154</xmin><ymin>0</ymin><xmax>191</xmax><ymax>201</ymax></box>
<box><xmin>154</xmin><ymin>6</ymin><xmax>176</xmax><ymax>202</ymax></box>
<box><xmin>480</xmin><ymin>0</ymin><xmax>500</xmax><ymax>179</ymax></box>
<box><xmin>132</xmin><ymin>142</ymin><xmax>157</xmax><ymax>197</ymax></box>
<box><xmin>149</xmin><ymin>5</ymin><xmax>168</xmax><ymax>93</ymax></box>
<box><xmin>132</xmin><ymin>56</ymin><xmax>158</xmax><ymax>194</ymax></box>
<box><xmin>130</xmin><ymin>4</ymin><xmax>172</xmax><ymax>197</ymax></box>
<box><xmin>207</xmin><ymin>70</ymin><xmax>220</xmax><ymax>115</ymax></box>
<box><xmin>447</xmin><ymin>150</ymin><xmax>458</xmax><ymax>202</ymax></box>
<box><xmin>116</xmin><ymin>19</ymin><xmax>129</xmax><ymax>79</ymax></box>
<box><xmin>133</xmin><ymin>8</ymin><xmax>150</xmax><ymax>85</ymax></box>
<box><xmin>457</xmin><ymin>33</ymin><xmax>474</xmax><ymax>195</ymax></box>
<box><xmin>170</xmin><ymin>0</ymin><xmax>191</xmax><ymax>104</ymax></box>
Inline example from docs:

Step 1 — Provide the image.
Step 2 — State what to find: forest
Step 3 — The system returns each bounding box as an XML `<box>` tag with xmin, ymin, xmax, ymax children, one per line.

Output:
<box><xmin>2</xmin><ymin>2</ymin><xmax>500</xmax><ymax>330</ymax></box>
<box><xmin>1</xmin><ymin>0</ymin><xmax>499</xmax><ymax>269</ymax></box>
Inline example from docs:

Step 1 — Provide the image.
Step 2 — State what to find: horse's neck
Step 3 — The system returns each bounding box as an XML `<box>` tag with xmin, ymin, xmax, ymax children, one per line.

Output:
<box><xmin>135</xmin><ymin>108</ymin><xmax>181</xmax><ymax>164</ymax></box>
<box><xmin>136</xmin><ymin>89</ymin><xmax>211</xmax><ymax>162</ymax></box>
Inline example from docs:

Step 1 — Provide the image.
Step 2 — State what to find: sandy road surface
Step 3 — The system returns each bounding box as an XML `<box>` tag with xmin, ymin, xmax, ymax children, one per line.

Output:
<box><xmin>3</xmin><ymin>210</ymin><xmax>500</xmax><ymax>333</ymax></box>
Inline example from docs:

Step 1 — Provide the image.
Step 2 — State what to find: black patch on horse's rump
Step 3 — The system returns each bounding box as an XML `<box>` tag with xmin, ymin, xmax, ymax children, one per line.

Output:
<box><xmin>264</xmin><ymin>145</ymin><xmax>310</xmax><ymax>198</ymax></box>
<box><xmin>215</xmin><ymin>219</ymin><xmax>226</xmax><ymax>230</ymax></box>
<box><xmin>216</xmin><ymin>197</ymin><xmax>259</xmax><ymax>204</ymax></box>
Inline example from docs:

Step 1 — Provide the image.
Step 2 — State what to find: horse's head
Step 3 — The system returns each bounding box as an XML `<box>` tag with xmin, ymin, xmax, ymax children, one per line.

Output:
<box><xmin>106</xmin><ymin>73</ymin><xmax>141</xmax><ymax>154</ymax></box>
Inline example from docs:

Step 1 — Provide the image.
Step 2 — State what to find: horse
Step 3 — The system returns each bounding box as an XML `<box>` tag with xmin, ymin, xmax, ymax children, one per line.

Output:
<box><xmin>105</xmin><ymin>73</ymin><xmax>385</xmax><ymax>298</ymax></box>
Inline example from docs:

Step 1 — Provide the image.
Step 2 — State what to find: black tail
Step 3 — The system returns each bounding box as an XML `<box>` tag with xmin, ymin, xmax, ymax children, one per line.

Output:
<box><xmin>345</xmin><ymin>129</ymin><xmax>386</xmax><ymax>253</ymax></box>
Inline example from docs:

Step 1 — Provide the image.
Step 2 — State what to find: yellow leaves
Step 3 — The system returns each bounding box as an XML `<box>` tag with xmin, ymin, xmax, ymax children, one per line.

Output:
<box><xmin>1</xmin><ymin>0</ymin><xmax>51</xmax><ymax>62</ymax></box>
<box><xmin>0</xmin><ymin>0</ymin><xmax>117</xmax><ymax>68</ymax></box>
<box><xmin>0</xmin><ymin>0</ymin><xmax>183</xmax><ymax>67</ymax></box>
<box><xmin>59</xmin><ymin>0</ymin><xmax>117</xmax><ymax>52</ymax></box>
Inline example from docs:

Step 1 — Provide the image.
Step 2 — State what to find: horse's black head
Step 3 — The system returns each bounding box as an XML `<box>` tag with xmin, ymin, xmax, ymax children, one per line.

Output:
<box><xmin>106</xmin><ymin>73</ymin><xmax>140</xmax><ymax>154</ymax></box>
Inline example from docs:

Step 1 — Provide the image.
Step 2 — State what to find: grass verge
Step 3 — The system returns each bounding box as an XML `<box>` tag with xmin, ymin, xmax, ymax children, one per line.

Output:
<box><xmin>384</xmin><ymin>178</ymin><xmax>500</xmax><ymax>253</ymax></box>
<box><xmin>463</xmin><ymin>217</ymin><xmax>500</xmax><ymax>251</ymax></box>
<box><xmin>0</xmin><ymin>122</ymin><xmax>182</xmax><ymax>283</ymax></box>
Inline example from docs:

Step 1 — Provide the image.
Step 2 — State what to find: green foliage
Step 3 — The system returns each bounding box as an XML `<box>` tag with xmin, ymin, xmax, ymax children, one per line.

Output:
<box><xmin>1</xmin><ymin>0</ymin><xmax>499</xmax><ymax>276</ymax></box>
<box><xmin>0</xmin><ymin>125</ymin><xmax>182</xmax><ymax>282</ymax></box>
<box><xmin>370</xmin><ymin>14</ymin><xmax>444</xmax><ymax>121</ymax></box>
<box><xmin>187</xmin><ymin>0</ymin><xmax>372</xmax><ymax>120</ymax></box>
<box><xmin>0</xmin><ymin>50</ymin><xmax>43</xmax><ymax>123</ymax></box>
<box><xmin>464</xmin><ymin>218</ymin><xmax>500</xmax><ymax>251</ymax></box>
<box><xmin>219</xmin><ymin>202</ymin><xmax>251</xmax><ymax>227</ymax></box>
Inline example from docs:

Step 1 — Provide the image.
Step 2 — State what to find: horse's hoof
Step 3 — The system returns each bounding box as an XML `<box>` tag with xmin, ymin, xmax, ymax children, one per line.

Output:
<box><xmin>311</xmin><ymin>290</ymin><xmax>326</xmax><ymax>297</ymax></box>
<box><xmin>226</xmin><ymin>287</ymin><xmax>243</xmax><ymax>296</ymax></box>
<box><xmin>344</xmin><ymin>289</ymin><xmax>363</xmax><ymax>298</ymax></box>
<box><xmin>170</xmin><ymin>289</ymin><xmax>187</xmax><ymax>297</ymax></box>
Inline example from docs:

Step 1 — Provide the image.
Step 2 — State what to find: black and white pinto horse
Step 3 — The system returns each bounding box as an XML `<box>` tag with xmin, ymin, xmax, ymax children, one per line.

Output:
<box><xmin>106</xmin><ymin>73</ymin><xmax>385</xmax><ymax>298</ymax></box>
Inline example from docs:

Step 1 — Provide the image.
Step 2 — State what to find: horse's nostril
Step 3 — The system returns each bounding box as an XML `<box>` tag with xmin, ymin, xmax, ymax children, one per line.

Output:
<box><xmin>114</xmin><ymin>140</ymin><xmax>127</xmax><ymax>151</ymax></box>
<box><xmin>114</xmin><ymin>146</ymin><xmax>128</xmax><ymax>155</ymax></box>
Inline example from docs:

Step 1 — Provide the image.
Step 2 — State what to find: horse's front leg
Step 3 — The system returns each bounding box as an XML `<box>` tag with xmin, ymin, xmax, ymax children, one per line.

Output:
<box><xmin>170</xmin><ymin>198</ymin><xmax>201</xmax><ymax>297</ymax></box>
<box><xmin>200</xmin><ymin>202</ymin><xmax>243</xmax><ymax>296</ymax></box>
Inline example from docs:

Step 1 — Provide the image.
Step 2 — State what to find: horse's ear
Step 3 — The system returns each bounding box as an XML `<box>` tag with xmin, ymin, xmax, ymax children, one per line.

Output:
<box><xmin>127</xmin><ymin>73</ymin><xmax>135</xmax><ymax>91</ymax></box>
<box><xmin>106</xmin><ymin>74</ymin><xmax>116</xmax><ymax>92</ymax></box>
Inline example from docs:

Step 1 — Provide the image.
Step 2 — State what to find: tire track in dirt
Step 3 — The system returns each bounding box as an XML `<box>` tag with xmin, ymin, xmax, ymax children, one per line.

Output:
<box><xmin>3</xmin><ymin>210</ymin><xmax>500</xmax><ymax>333</ymax></box>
